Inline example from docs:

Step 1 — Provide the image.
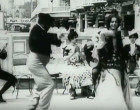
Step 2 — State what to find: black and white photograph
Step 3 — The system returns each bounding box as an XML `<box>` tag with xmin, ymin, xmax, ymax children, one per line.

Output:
<box><xmin>0</xmin><ymin>0</ymin><xmax>140</xmax><ymax>110</ymax></box>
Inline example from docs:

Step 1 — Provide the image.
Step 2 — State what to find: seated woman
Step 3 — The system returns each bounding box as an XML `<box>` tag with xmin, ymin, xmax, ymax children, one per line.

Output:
<box><xmin>92</xmin><ymin>13</ymin><xmax>132</xmax><ymax>110</ymax></box>
<box><xmin>62</xmin><ymin>29</ymin><xmax>93</xmax><ymax>99</ymax></box>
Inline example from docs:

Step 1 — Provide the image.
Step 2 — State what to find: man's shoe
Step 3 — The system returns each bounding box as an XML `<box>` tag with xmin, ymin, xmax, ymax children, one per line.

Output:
<box><xmin>87</xmin><ymin>91</ymin><xmax>95</xmax><ymax>99</ymax></box>
<box><xmin>135</xmin><ymin>90</ymin><xmax>140</xmax><ymax>96</ymax></box>
<box><xmin>0</xmin><ymin>98</ymin><xmax>6</xmax><ymax>103</ymax></box>
<box><xmin>69</xmin><ymin>86</ymin><xmax>77</xmax><ymax>100</ymax></box>
<box><xmin>28</xmin><ymin>97</ymin><xmax>39</xmax><ymax>110</ymax></box>
<box><xmin>69</xmin><ymin>90</ymin><xmax>77</xmax><ymax>100</ymax></box>
<box><xmin>91</xmin><ymin>91</ymin><xmax>95</xmax><ymax>97</ymax></box>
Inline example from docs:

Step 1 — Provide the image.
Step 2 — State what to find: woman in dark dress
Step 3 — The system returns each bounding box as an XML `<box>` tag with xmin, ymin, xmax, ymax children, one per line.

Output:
<box><xmin>92</xmin><ymin>14</ymin><xmax>132</xmax><ymax>110</ymax></box>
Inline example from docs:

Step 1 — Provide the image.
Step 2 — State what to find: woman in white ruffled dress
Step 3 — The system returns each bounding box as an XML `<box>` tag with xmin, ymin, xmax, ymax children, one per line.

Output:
<box><xmin>62</xmin><ymin>29</ymin><xmax>93</xmax><ymax>99</ymax></box>
<box><xmin>92</xmin><ymin>12</ymin><xmax>132</xmax><ymax>110</ymax></box>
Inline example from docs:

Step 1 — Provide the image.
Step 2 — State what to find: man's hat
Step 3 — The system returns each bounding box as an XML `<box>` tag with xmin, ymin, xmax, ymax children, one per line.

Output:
<box><xmin>129</xmin><ymin>30</ymin><xmax>138</xmax><ymax>39</ymax></box>
<box><xmin>38</xmin><ymin>13</ymin><xmax>54</xmax><ymax>24</ymax></box>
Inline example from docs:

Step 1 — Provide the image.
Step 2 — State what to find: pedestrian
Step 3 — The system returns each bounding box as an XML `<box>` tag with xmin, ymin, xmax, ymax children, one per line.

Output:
<box><xmin>0</xmin><ymin>43</ymin><xmax>17</xmax><ymax>103</ymax></box>
<box><xmin>123</xmin><ymin>30</ymin><xmax>140</xmax><ymax>96</ymax></box>
<box><xmin>27</xmin><ymin>13</ymin><xmax>63</xmax><ymax>110</ymax></box>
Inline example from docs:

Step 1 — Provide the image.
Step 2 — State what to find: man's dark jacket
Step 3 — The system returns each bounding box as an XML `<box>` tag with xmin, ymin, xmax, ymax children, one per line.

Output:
<box><xmin>123</xmin><ymin>44</ymin><xmax>140</xmax><ymax>61</ymax></box>
<box><xmin>29</xmin><ymin>24</ymin><xmax>62</xmax><ymax>56</ymax></box>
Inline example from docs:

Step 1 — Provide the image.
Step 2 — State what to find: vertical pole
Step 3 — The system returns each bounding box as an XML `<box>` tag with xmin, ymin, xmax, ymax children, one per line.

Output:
<box><xmin>51</xmin><ymin>0</ymin><xmax>53</xmax><ymax>12</ymax></box>
<box><xmin>134</xmin><ymin>1</ymin><xmax>140</xmax><ymax>30</ymax></box>
<box><xmin>85</xmin><ymin>14</ymin><xmax>87</xmax><ymax>30</ymax></box>
<box><xmin>30</xmin><ymin>0</ymin><xmax>32</xmax><ymax>15</ymax></box>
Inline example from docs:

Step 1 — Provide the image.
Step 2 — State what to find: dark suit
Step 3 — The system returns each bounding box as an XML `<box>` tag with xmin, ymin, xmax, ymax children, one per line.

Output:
<box><xmin>29</xmin><ymin>24</ymin><xmax>62</xmax><ymax>56</ymax></box>
<box><xmin>123</xmin><ymin>44</ymin><xmax>140</xmax><ymax>61</ymax></box>
<box><xmin>0</xmin><ymin>51</ymin><xmax>17</xmax><ymax>101</ymax></box>
<box><xmin>123</xmin><ymin>44</ymin><xmax>140</xmax><ymax>73</ymax></box>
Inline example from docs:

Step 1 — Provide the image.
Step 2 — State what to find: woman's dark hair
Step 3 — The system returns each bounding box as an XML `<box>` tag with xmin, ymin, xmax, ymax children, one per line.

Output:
<box><xmin>68</xmin><ymin>29</ymin><xmax>78</xmax><ymax>41</ymax></box>
<box><xmin>106</xmin><ymin>14</ymin><xmax>121</xmax><ymax>30</ymax></box>
<box><xmin>84</xmin><ymin>44</ymin><xmax>94</xmax><ymax>65</ymax></box>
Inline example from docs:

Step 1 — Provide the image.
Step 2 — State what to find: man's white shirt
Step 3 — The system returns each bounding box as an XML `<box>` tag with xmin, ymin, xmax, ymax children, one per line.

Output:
<box><xmin>130</xmin><ymin>43</ymin><xmax>136</xmax><ymax>56</ymax></box>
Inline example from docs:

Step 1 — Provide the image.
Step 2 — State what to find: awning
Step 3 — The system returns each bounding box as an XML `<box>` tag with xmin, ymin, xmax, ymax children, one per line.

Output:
<box><xmin>49</xmin><ymin>12</ymin><xmax>71</xmax><ymax>18</ymax></box>
<box><xmin>122</xmin><ymin>1</ymin><xmax>134</xmax><ymax>6</ymax></box>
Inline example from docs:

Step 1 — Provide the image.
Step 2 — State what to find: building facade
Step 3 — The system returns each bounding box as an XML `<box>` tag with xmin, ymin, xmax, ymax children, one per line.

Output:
<box><xmin>31</xmin><ymin>0</ymin><xmax>107</xmax><ymax>33</ymax></box>
<box><xmin>31</xmin><ymin>0</ymin><xmax>139</xmax><ymax>36</ymax></box>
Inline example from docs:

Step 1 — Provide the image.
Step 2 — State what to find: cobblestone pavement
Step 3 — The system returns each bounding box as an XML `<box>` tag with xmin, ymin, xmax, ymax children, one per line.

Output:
<box><xmin>0</xmin><ymin>89</ymin><xmax>140</xmax><ymax>110</ymax></box>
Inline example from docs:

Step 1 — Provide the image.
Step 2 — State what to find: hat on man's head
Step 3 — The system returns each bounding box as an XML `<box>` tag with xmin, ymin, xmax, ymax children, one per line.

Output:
<box><xmin>129</xmin><ymin>29</ymin><xmax>138</xmax><ymax>39</ymax></box>
<box><xmin>38</xmin><ymin>13</ymin><xmax>54</xmax><ymax>24</ymax></box>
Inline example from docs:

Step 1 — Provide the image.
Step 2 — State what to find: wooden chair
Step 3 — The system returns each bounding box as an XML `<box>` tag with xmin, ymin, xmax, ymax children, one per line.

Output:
<box><xmin>12</xmin><ymin>53</ymin><xmax>33</xmax><ymax>98</ymax></box>
<box><xmin>50</xmin><ymin>72</ymin><xmax>62</xmax><ymax>94</ymax></box>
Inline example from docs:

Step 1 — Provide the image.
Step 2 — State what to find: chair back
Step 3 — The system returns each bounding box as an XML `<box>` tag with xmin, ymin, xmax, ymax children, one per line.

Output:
<box><xmin>13</xmin><ymin>53</ymin><xmax>27</xmax><ymax>66</ymax></box>
<box><xmin>12</xmin><ymin>53</ymin><xmax>31</xmax><ymax>76</ymax></box>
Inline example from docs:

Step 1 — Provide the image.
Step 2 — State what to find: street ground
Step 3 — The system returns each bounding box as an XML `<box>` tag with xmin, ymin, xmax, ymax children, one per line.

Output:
<box><xmin>0</xmin><ymin>89</ymin><xmax>140</xmax><ymax>110</ymax></box>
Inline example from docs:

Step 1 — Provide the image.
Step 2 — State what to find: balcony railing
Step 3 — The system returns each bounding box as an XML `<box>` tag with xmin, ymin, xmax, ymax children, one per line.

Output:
<box><xmin>52</xmin><ymin>6</ymin><xmax>70</xmax><ymax>12</ymax></box>
<box><xmin>84</xmin><ymin>0</ymin><xmax>107</xmax><ymax>6</ymax></box>
<box><xmin>39</xmin><ymin>6</ymin><xmax>70</xmax><ymax>13</ymax></box>
<box><xmin>41</xmin><ymin>8</ymin><xmax>52</xmax><ymax>13</ymax></box>
<box><xmin>70</xmin><ymin>0</ymin><xmax>107</xmax><ymax>11</ymax></box>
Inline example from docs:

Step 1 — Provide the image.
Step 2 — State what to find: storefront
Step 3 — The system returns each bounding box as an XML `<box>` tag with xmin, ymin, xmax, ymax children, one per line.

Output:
<box><xmin>121</xmin><ymin>1</ymin><xmax>134</xmax><ymax>31</ymax></box>
<box><xmin>6</xmin><ymin>18</ymin><xmax>31</xmax><ymax>32</ymax></box>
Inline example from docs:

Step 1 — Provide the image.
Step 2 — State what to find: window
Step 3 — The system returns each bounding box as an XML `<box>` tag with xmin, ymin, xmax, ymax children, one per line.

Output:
<box><xmin>13</xmin><ymin>40</ymin><xmax>26</xmax><ymax>54</ymax></box>
<box><xmin>60</xmin><ymin>0</ymin><xmax>70</xmax><ymax>6</ymax></box>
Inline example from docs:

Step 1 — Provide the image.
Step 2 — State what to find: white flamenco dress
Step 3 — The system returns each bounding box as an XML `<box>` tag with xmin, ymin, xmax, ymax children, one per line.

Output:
<box><xmin>93</xmin><ymin>69</ymin><xmax>131</xmax><ymax>110</ymax></box>
<box><xmin>91</xmin><ymin>31</ymin><xmax>132</xmax><ymax>110</ymax></box>
<box><xmin>62</xmin><ymin>44</ymin><xmax>93</xmax><ymax>90</ymax></box>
